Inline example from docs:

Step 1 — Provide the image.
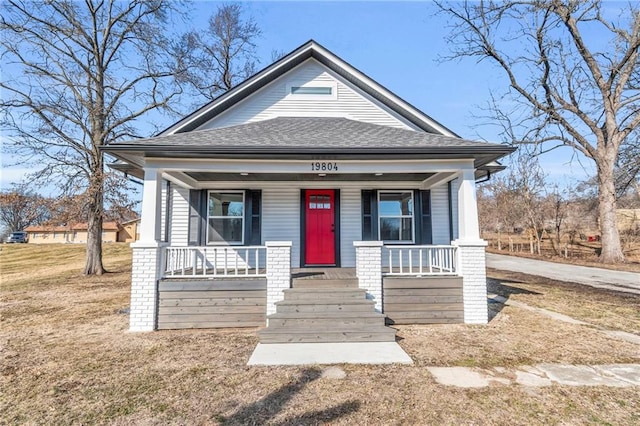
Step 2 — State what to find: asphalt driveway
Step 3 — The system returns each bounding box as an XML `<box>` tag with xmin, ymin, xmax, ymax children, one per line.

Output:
<box><xmin>486</xmin><ymin>253</ymin><xmax>640</xmax><ymax>295</ymax></box>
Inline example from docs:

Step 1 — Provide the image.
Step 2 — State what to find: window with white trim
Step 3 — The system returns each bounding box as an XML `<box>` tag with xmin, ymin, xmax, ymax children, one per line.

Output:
<box><xmin>286</xmin><ymin>81</ymin><xmax>338</xmax><ymax>100</ymax></box>
<box><xmin>378</xmin><ymin>191</ymin><xmax>414</xmax><ymax>243</ymax></box>
<box><xmin>207</xmin><ymin>191</ymin><xmax>244</xmax><ymax>244</ymax></box>
<box><xmin>291</xmin><ymin>86</ymin><xmax>332</xmax><ymax>95</ymax></box>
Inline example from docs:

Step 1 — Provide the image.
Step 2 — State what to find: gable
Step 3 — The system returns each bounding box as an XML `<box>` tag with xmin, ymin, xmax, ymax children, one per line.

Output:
<box><xmin>161</xmin><ymin>40</ymin><xmax>459</xmax><ymax>137</ymax></box>
<box><xmin>197</xmin><ymin>59</ymin><xmax>418</xmax><ymax>131</ymax></box>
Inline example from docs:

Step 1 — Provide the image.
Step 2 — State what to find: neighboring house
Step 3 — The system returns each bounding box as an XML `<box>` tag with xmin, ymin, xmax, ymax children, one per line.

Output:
<box><xmin>24</xmin><ymin>225</ymin><xmax>73</xmax><ymax>244</ymax></box>
<box><xmin>118</xmin><ymin>218</ymin><xmax>140</xmax><ymax>243</ymax></box>
<box><xmin>103</xmin><ymin>40</ymin><xmax>514</xmax><ymax>337</ymax></box>
<box><xmin>25</xmin><ymin>222</ymin><xmax>123</xmax><ymax>244</ymax></box>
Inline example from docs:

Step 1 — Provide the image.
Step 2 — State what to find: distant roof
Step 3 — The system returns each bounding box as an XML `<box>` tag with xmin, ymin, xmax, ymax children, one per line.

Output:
<box><xmin>72</xmin><ymin>222</ymin><xmax>120</xmax><ymax>231</ymax></box>
<box><xmin>25</xmin><ymin>222</ymin><xmax>121</xmax><ymax>232</ymax></box>
<box><xmin>24</xmin><ymin>225</ymin><xmax>70</xmax><ymax>232</ymax></box>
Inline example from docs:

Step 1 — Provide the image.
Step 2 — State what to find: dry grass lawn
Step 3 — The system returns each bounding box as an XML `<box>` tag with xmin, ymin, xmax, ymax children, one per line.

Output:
<box><xmin>487</xmin><ymin>268</ymin><xmax>640</xmax><ymax>335</ymax></box>
<box><xmin>1</xmin><ymin>244</ymin><xmax>640</xmax><ymax>425</ymax></box>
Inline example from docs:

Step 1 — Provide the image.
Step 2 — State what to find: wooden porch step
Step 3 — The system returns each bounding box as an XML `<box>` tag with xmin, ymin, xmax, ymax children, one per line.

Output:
<box><xmin>267</xmin><ymin>311</ymin><xmax>386</xmax><ymax>327</ymax></box>
<box><xmin>258</xmin><ymin>326</ymin><xmax>396</xmax><ymax>344</ymax></box>
<box><xmin>291</xmin><ymin>278</ymin><xmax>359</xmax><ymax>289</ymax></box>
<box><xmin>282</xmin><ymin>287</ymin><xmax>366</xmax><ymax>300</ymax></box>
<box><xmin>274</xmin><ymin>299</ymin><xmax>375</xmax><ymax>313</ymax></box>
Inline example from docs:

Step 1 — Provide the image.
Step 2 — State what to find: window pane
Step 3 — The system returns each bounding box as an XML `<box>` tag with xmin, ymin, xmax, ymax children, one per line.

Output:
<box><xmin>379</xmin><ymin>192</ymin><xmax>413</xmax><ymax>216</ymax></box>
<box><xmin>291</xmin><ymin>86</ymin><xmax>332</xmax><ymax>95</ymax></box>
<box><xmin>208</xmin><ymin>218</ymin><xmax>243</xmax><ymax>243</ymax></box>
<box><xmin>380</xmin><ymin>218</ymin><xmax>400</xmax><ymax>241</ymax></box>
<box><xmin>209</xmin><ymin>192</ymin><xmax>243</xmax><ymax>217</ymax></box>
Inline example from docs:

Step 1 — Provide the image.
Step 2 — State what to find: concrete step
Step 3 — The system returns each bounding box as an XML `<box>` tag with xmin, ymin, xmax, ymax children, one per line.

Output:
<box><xmin>282</xmin><ymin>287</ymin><xmax>367</xmax><ymax>300</ymax></box>
<box><xmin>267</xmin><ymin>311</ymin><xmax>386</xmax><ymax>327</ymax></box>
<box><xmin>274</xmin><ymin>299</ymin><xmax>375</xmax><ymax>313</ymax></box>
<box><xmin>258</xmin><ymin>326</ymin><xmax>396</xmax><ymax>343</ymax></box>
<box><xmin>292</xmin><ymin>278</ymin><xmax>359</xmax><ymax>289</ymax></box>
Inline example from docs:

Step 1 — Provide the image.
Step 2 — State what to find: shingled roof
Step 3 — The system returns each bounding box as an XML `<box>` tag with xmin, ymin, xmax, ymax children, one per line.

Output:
<box><xmin>108</xmin><ymin>117</ymin><xmax>502</xmax><ymax>150</ymax></box>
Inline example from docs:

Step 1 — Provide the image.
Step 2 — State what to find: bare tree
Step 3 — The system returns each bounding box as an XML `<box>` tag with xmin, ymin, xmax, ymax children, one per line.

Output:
<box><xmin>179</xmin><ymin>3</ymin><xmax>261</xmax><ymax>100</ymax></box>
<box><xmin>0</xmin><ymin>186</ymin><xmax>50</xmax><ymax>236</ymax></box>
<box><xmin>545</xmin><ymin>185</ymin><xmax>570</xmax><ymax>256</ymax></box>
<box><xmin>1</xmin><ymin>1</ymin><xmax>186</xmax><ymax>274</ymax></box>
<box><xmin>436</xmin><ymin>0</ymin><xmax>640</xmax><ymax>263</ymax></box>
<box><xmin>507</xmin><ymin>150</ymin><xmax>548</xmax><ymax>253</ymax></box>
<box><xmin>615</xmin><ymin>134</ymin><xmax>640</xmax><ymax>199</ymax></box>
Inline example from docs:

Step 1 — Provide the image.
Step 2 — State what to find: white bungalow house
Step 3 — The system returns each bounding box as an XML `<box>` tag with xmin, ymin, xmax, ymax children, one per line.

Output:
<box><xmin>104</xmin><ymin>40</ymin><xmax>513</xmax><ymax>339</ymax></box>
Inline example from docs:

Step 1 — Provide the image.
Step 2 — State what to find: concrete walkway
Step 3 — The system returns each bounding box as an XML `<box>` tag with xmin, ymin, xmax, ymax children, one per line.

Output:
<box><xmin>486</xmin><ymin>253</ymin><xmax>640</xmax><ymax>294</ymax></box>
<box><xmin>428</xmin><ymin>364</ymin><xmax>640</xmax><ymax>388</ymax></box>
<box><xmin>247</xmin><ymin>342</ymin><xmax>413</xmax><ymax>366</ymax></box>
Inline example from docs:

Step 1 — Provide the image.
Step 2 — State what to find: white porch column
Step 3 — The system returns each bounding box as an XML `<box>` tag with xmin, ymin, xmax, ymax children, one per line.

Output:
<box><xmin>457</xmin><ymin>167</ymin><xmax>480</xmax><ymax>240</ymax></box>
<box><xmin>138</xmin><ymin>167</ymin><xmax>163</xmax><ymax>242</ymax></box>
<box><xmin>265</xmin><ymin>241</ymin><xmax>292</xmax><ymax>317</ymax></box>
<box><xmin>354</xmin><ymin>241</ymin><xmax>383</xmax><ymax>313</ymax></box>
<box><xmin>129</xmin><ymin>167</ymin><xmax>164</xmax><ymax>332</ymax></box>
<box><xmin>454</xmin><ymin>167</ymin><xmax>488</xmax><ymax>324</ymax></box>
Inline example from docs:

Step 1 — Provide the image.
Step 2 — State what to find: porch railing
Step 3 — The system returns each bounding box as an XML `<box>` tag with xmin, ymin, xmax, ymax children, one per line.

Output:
<box><xmin>163</xmin><ymin>246</ymin><xmax>267</xmax><ymax>278</ymax></box>
<box><xmin>383</xmin><ymin>245</ymin><xmax>458</xmax><ymax>276</ymax></box>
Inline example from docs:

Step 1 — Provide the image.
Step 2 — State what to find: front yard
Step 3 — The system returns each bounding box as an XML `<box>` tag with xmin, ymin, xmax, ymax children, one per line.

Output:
<box><xmin>1</xmin><ymin>244</ymin><xmax>639</xmax><ymax>424</ymax></box>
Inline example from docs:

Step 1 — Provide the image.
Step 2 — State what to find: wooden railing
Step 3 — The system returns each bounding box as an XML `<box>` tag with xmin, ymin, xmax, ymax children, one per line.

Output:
<box><xmin>384</xmin><ymin>245</ymin><xmax>458</xmax><ymax>276</ymax></box>
<box><xmin>163</xmin><ymin>246</ymin><xmax>267</xmax><ymax>278</ymax></box>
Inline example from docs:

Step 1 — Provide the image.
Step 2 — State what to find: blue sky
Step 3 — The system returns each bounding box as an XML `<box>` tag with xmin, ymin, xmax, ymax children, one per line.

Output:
<box><xmin>0</xmin><ymin>1</ymin><xmax>599</xmax><ymax>191</ymax></box>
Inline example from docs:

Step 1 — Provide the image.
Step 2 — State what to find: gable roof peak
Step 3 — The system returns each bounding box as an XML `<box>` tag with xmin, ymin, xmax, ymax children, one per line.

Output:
<box><xmin>160</xmin><ymin>40</ymin><xmax>459</xmax><ymax>138</ymax></box>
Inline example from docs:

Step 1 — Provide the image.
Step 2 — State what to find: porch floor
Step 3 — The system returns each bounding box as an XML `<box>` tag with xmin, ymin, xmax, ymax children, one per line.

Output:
<box><xmin>292</xmin><ymin>267</ymin><xmax>356</xmax><ymax>280</ymax></box>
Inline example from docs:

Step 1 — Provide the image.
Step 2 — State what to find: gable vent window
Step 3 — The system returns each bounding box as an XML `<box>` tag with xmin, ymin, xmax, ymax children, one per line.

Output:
<box><xmin>286</xmin><ymin>82</ymin><xmax>337</xmax><ymax>100</ymax></box>
<box><xmin>291</xmin><ymin>86</ymin><xmax>332</xmax><ymax>95</ymax></box>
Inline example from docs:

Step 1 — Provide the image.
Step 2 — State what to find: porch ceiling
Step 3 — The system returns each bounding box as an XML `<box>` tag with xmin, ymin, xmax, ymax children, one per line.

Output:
<box><xmin>184</xmin><ymin>172</ymin><xmax>435</xmax><ymax>182</ymax></box>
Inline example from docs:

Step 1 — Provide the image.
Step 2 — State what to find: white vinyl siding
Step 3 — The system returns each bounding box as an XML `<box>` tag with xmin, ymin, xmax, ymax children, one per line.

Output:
<box><xmin>198</xmin><ymin>59</ymin><xmax>417</xmax><ymax>131</ymax></box>
<box><xmin>160</xmin><ymin>181</ymin><xmax>167</xmax><ymax>242</ymax></box>
<box><xmin>169</xmin><ymin>186</ymin><xmax>189</xmax><ymax>246</ymax></box>
<box><xmin>262</xmin><ymin>188</ymin><xmax>301</xmax><ymax>267</ymax></box>
<box><xmin>431</xmin><ymin>184</ymin><xmax>451</xmax><ymax>244</ymax></box>
<box><xmin>340</xmin><ymin>188</ymin><xmax>361</xmax><ymax>268</ymax></box>
<box><xmin>450</xmin><ymin>178</ymin><xmax>460</xmax><ymax>240</ymax></box>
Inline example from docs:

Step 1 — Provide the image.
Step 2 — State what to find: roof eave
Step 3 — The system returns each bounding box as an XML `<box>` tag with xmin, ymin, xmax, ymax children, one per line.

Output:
<box><xmin>102</xmin><ymin>144</ymin><xmax>515</xmax><ymax>170</ymax></box>
<box><xmin>102</xmin><ymin>144</ymin><xmax>513</xmax><ymax>155</ymax></box>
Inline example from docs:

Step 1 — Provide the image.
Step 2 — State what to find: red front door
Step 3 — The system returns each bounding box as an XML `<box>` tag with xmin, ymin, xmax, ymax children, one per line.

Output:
<box><xmin>305</xmin><ymin>189</ymin><xmax>336</xmax><ymax>265</ymax></box>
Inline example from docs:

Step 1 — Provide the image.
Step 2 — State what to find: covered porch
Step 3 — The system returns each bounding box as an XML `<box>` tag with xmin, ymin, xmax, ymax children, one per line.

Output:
<box><xmin>124</xmin><ymin>154</ymin><xmax>489</xmax><ymax>332</ymax></box>
<box><xmin>101</xmin><ymin>118</ymin><xmax>512</xmax><ymax>333</ymax></box>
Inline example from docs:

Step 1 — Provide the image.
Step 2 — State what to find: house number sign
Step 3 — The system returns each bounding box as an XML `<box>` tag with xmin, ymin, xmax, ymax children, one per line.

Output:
<box><xmin>311</xmin><ymin>162</ymin><xmax>338</xmax><ymax>171</ymax></box>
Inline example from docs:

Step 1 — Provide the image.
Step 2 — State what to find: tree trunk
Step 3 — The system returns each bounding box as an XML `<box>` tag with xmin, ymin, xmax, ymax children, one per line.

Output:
<box><xmin>597</xmin><ymin>158</ymin><xmax>625</xmax><ymax>263</ymax></box>
<box><xmin>84</xmin><ymin>170</ymin><xmax>106</xmax><ymax>275</ymax></box>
